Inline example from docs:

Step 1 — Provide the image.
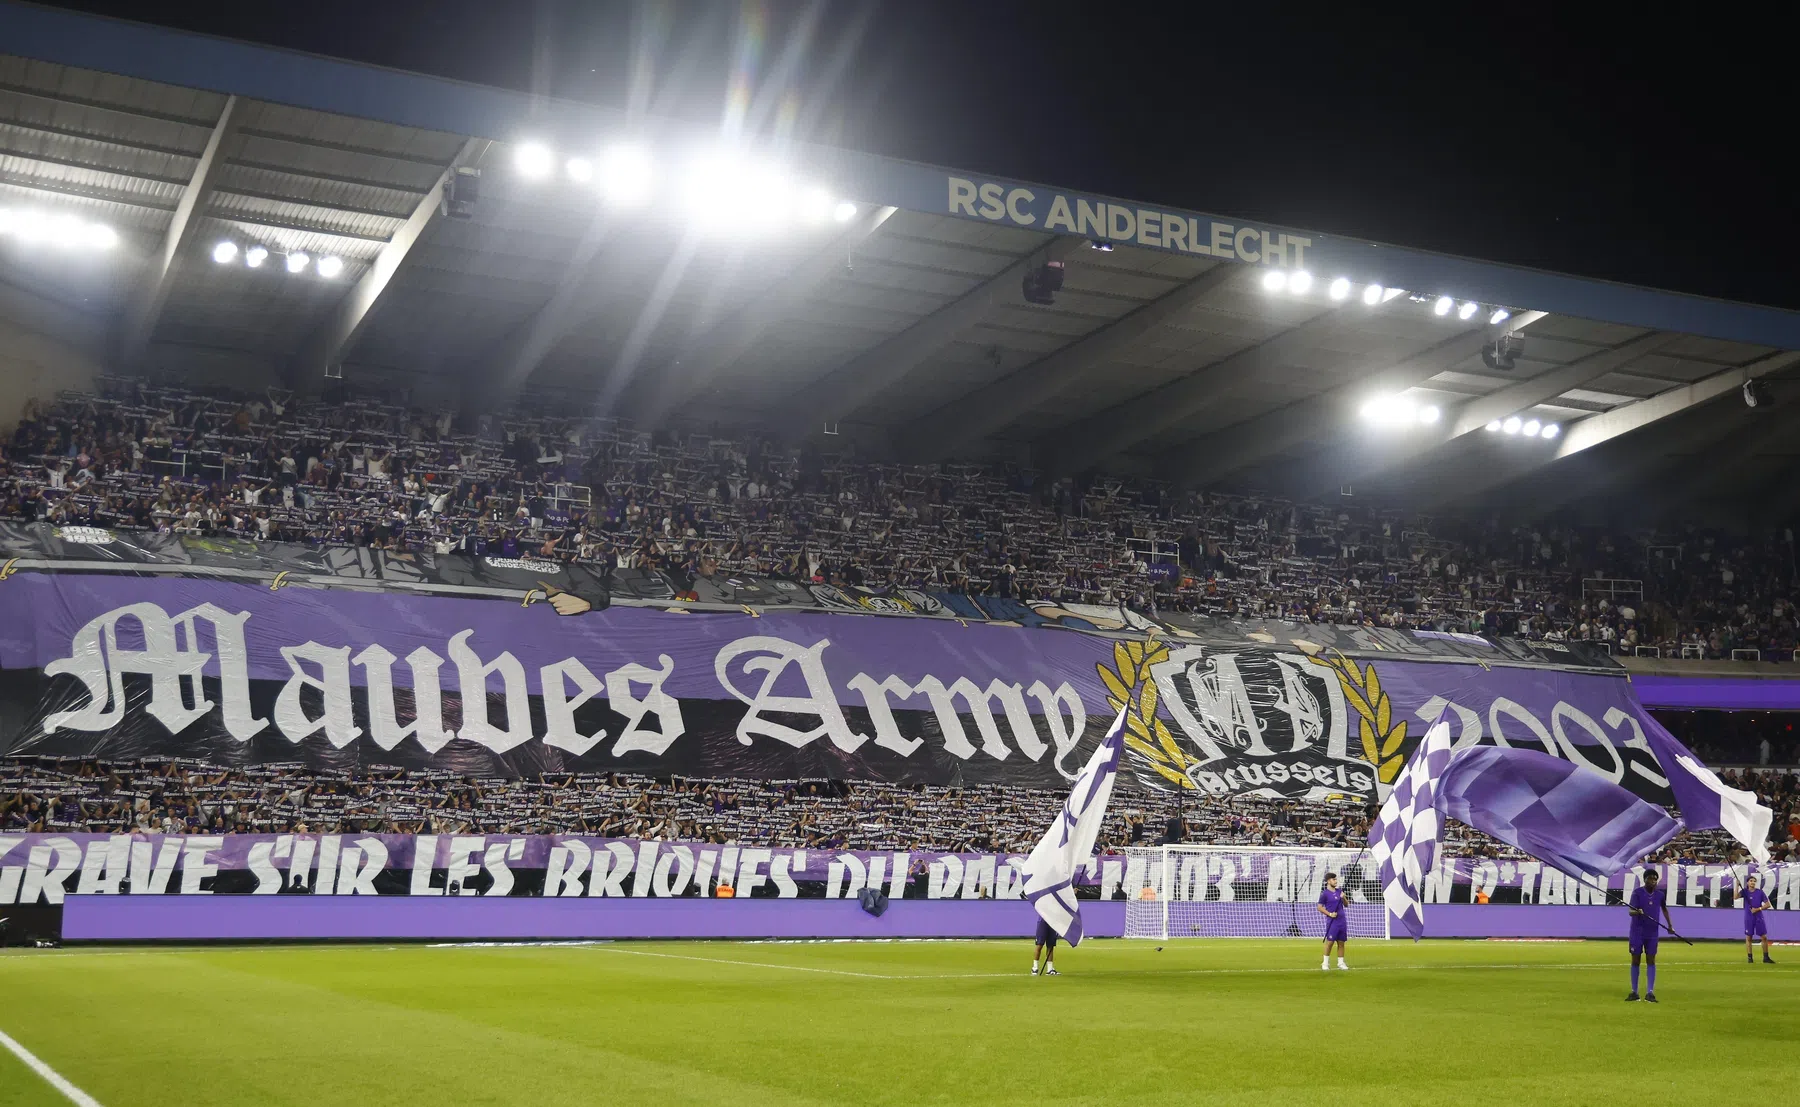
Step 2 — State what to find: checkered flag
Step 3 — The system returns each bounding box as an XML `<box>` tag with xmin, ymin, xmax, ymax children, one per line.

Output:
<box><xmin>1367</xmin><ymin>714</ymin><xmax>1454</xmax><ymax>940</ymax></box>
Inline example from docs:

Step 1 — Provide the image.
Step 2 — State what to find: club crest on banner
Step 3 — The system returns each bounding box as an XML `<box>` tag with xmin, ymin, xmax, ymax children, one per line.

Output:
<box><xmin>1100</xmin><ymin>641</ymin><xmax>1378</xmax><ymax>799</ymax></box>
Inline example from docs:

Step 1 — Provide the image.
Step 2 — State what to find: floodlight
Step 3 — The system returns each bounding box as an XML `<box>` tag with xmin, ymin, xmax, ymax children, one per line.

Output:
<box><xmin>43</xmin><ymin>214</ymin><xmax>84</xmax><ymax>247</ymax></box>
<box><xmin>83</xmin><ymin>223</ymin><xmax>118</xmax><ymax>249</ymax></box>
<box><xmin>1541</xmin><ymin>423</ymin><xmax>1561</xmax><ymax>439</ymax></box>
<box><xmin>286</xmin><ymin>251</ymin><xmax>310</xmax><ymax>274</ymax></box>
<box><xmin>245</xmin><ymin>245</ymin><xmax>268</xmax><ymax>268</ymax></box>
<box><xmin>1381</xmin><ymin>287</ymin><xmax>1406</xmax><ymax>302</ymax></box>
<box><xmin>212</xmin><ymin>240</ymin><xmax>238</xmax><ymax>264</ymax></box>
<box><xmin>1418</xmin><ymin>405</ymin><xmax>1441</xmax><ymax>425</ymax></box>
<box><xmin>1433</xmin><ymin>295</ymin><xmax>1454</xmax><ymax>316</ymax></box>
<box><xmin>1489</xmin><ymin>308</ymin><xmax>1511</xmax><ymax>325</ymax></box>
<box><xmin>515</xmin><ymin>142</ymin><xmax>554</xmax><ymax>179</ymax></box>
<box><xmin>1360</xmin><ymin>395</ymin><xmax>1421</xmax><ymax>427</ymax></box>
<box><xmin>1458</xmin><ymin>300</ymin><xmax>1478</xmax><ymax>320</ymax></box>
<box><xmin>1502</xmin><ymin>416</ymin><xmax>1522</xmax><ymax>435</ymax></box>
<box><xmin>566</xmin><ymin>157</ymin><xmax>593</xmax><ymax>183</ymax></box>
<box><xmin>597</xmin><ymin>145</ymin><xmax>653</xmax><ymax>206</ymax></box>
<box><xmin>1522</xmin><ymin>419</ymin><xmax>1542</xmax><ymax>437</ymax></box>
<box><xmin>1485</xmin><ymin>419</ymin><xmax>1502</xmax><ymax>432</ymax></box>
<box><xmin>833</xmin><ymin>201</ymin><xmax>858</xmax><ymax>223</ymax></box>
<box><xmin>317</xmin><ymin>255</ymin><xmax>344</xmax><ymax>278</ymax></box>
<box><xmin>1287</xmin><ymin>270</ymin><xmax>1313</xmax><ymax>294</ymax></box>
<box><xmin>1329</xmin><ymin>277</ymin><xmax>1351</xmax><ymax>300</ymax></box>
<box><xmin>1362</xmin><ymin>283</ymin><xmax>1383</xmax><ymax>305</ymax></box>
<box><xmin>1262</xmin><ymin>270</ymin><xmax>1287</xmax><ymax>292</ymax></box>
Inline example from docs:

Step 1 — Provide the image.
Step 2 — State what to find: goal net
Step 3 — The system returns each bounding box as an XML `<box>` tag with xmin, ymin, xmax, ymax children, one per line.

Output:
<box><xmin>1121</xmin><ymin>846</ymin><xmax>1389</xmax><ymax>940</ymax></box>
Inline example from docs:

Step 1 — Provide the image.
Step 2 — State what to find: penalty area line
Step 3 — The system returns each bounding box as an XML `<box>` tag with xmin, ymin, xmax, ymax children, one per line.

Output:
<box><xmin>0</xmin><ymin>1026</ymin><xmax>103</xmax><ymax>1107</ymax></box>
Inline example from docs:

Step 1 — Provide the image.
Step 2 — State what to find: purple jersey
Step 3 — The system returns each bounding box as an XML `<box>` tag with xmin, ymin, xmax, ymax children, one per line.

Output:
<box><xmin>1629</xmin><ymin>886</ymin><xmax>1665</xmax><ymax>932</ymax></box>
<box><xmin>1743</xmin><ymin>888</ymin><xmax>1768</xmax><ymax>916</ymax></box>
<box><xmin>1319</xmin><ymin>888</ymin><xmax>1345</xmax><ymax>917</ymax></box>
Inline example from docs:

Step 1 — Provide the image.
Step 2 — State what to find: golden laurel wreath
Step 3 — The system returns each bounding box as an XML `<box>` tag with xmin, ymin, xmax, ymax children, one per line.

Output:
<box><xmin>1095</xmin><ymin>639</ymin><xmax>1199</xmax><ymax>789</ymax></box>
<box><xmin>1311</xmin><ymin>650</ymin><xmax>1408</xmax><ymax>783</ymax></box>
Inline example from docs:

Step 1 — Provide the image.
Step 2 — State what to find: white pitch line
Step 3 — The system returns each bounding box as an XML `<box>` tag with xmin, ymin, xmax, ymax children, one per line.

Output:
<box><xmin>580</xmin><ymin>946</ymin><xmax>1649</xmax><ymax>981</ymax></box>
<box><xmin>588</xmin><ymin>945</ymin><xmax>903</xmax><ymax>978</ymax></box>
<box><xmin>0</xmin><ymin>1026</ymin><xmax>103</xmax><ymax>1107</ymax></box>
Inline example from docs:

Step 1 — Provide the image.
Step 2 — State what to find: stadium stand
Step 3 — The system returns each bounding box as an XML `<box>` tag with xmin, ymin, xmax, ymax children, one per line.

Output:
<box><xmin>6</xmin><ymin>378</ymin><xmax>1800</xmax><ymax>659</ymax></box>
<box><xmin>4</xmin><ymin>758</ymin><xmax>1795</xmax><ymax>864</ymax></box>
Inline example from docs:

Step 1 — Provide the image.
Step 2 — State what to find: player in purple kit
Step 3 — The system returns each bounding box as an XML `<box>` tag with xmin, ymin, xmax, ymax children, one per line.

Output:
<box><xmin>1626</xmin><ymin>868</ymin><xmax>1673</xmax><ymax>1002</ymax></box>
<box><xmin>1742</xmin><ymin>875</ymin><xmax>1775</xmax><ymax>964</ymax></box>
<box><xmin>1317</xmin><ymin>872</ymin><xmax>1349</xmax><ymax>971</ymax></box>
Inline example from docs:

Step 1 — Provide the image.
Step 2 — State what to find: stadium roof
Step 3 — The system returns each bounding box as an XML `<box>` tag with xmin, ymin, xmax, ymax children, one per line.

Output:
<box><xmin>4</xmin><ymin>0</ymin><xmax>1800</xmax><ymax>513</ymax></box>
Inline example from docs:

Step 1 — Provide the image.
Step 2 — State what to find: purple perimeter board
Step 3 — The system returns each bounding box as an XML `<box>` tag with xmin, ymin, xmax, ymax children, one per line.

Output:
<box><xmin>1630</xmin><ymin>675</ymin><xmax>1800</xmax><ymax>711</ymax></box>
<box><xmin>59</xmin><ymin>897</ymin><xmax>1796</xmax><ymax>943</ymax></box>
<box><xmin>60</xmin><ymin>896</ymin><xmax>1126</xmax><ymax>942</ymax></box>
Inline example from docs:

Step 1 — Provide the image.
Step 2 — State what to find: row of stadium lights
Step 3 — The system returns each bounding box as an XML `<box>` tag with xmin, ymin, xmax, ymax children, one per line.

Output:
<box><xmin>511</xmin><ymin>140</ymin><xmax>861</xmax><ymax>228</ymax></box>
<box><xmin>0</xmin><ymin>207</ymin><xmax>119</xmax><ymax>250</ymax></box>
<box><xmin>1315</xmin><ymin>276</ymin><xmax>1560</xmax><ymax>438</ymax></box>
<box><xmin>1261</xmin><ymin>268</ymin><xmax>1514</xmax><ymax>326</ymax></box>
<box><xmin>209</xmin><ymin>239</ymin><xmax>344</xmax><ymax>278</ymax></box>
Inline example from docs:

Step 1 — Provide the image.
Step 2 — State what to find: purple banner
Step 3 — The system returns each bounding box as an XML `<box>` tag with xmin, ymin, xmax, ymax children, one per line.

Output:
<box><xmin>0</xmin><ymin>573</ymin><xmax>1706</xmax><ymax>802</ymax></box>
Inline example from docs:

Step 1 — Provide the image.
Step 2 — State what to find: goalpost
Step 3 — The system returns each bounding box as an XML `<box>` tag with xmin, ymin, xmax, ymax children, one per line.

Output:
<box><xmin>1120</xmin><ymin>845</ymin><xmax>1390</xmax><ymax>941</ymax></box>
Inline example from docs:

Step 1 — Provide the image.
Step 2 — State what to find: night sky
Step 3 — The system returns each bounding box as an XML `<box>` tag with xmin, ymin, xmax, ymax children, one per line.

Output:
<box><xmin>39</xmin><ymin>1</ymin><xmax>1799</xmax><ymax>310</ymax></box>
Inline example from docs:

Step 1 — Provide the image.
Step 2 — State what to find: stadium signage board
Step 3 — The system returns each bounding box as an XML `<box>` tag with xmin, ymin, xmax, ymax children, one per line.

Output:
<box><xmin>945</xmin><ymin>176</ymin><xmax>1312</xmax><ymax>268</ymax></box>
<box><xmin>0</xmin><ymin>573</ymin><xmax>1699</xmax><ymax>809</ymax></box>
<box><xmin>2</xmin><ymin>835</ymin><xmax>1792</xmax><ymax>908</ymax></box>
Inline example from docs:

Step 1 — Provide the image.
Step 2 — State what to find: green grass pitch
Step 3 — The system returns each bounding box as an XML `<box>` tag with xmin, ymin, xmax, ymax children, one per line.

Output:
<box><xmin>1</xmin><ymin>938</ymin><xmax>1792</xmax><ymax>1106</ymax></box>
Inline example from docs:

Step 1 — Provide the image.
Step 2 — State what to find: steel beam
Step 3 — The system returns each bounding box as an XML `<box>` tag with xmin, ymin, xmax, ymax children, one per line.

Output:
<box><xmin>1422</xmin><ymin>349</ymin><xmax>1800</xmax><ymax>507</ymax></box>
<box><xmin>784</xmin><ymin>234</ymin><xmax>1087</xmax><ymax>431</ymax></box>
<box><xmin>1295</xmin><ymin>328</ymin><xmax>1674</xmax><ymax>500</ymax></box>
<box><xmin>288</xmin><ymin>137</ymin><xmax>484</xmax><ymax>388</ymax></box>
<box><xmin>115</xmin><ymin>95</ymin><xmax>239</xmax><ymax>370</ymax></box>
<box><xmin>904</xmin><ymin>261</ymin><xmax>1242</xmax><ymax>461</ymax></box>
<box><xmin>1041</xmin><ymin>300</ymin><xmax>1350</xmax><ymax>475</ymax></box>
<box><xmin>1158</xmin><ymin>311</ymin><xmax>1549</xmax><ymax>487</ymax></box>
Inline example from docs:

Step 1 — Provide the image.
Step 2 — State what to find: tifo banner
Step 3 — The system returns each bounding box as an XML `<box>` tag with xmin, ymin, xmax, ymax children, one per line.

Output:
<box><xmin>3</xmin><ymin>834</ymin><xmax>1794</xmax><ymax>908</ymax></box>
<box><xmin>0</xmin><ymin>572</ymin><xmax>1695</xmax><ymax>800</ymax></box>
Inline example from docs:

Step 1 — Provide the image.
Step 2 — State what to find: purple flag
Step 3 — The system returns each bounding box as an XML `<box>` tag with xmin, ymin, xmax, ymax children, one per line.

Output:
<box><xmin>1635</xmin><ymin>714</ymin><xmax>1773</xmax><ymax>862</ymax></box>
<box><xmin>1436</xmin><ymin>746</ymin><xmax>1681</xmax><ymax>881</ymax></box>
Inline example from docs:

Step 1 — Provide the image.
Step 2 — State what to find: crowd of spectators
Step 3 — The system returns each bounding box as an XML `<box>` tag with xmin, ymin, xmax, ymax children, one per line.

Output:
<box><xmin>5</xmin><ymin>378</ymin><xmax>1800</xmax><ymax>657</ymax></box>
<box><xmin>4</xmin><ymin>758</ymin><xmax>1796</xmax><ymax>865</ymax></box>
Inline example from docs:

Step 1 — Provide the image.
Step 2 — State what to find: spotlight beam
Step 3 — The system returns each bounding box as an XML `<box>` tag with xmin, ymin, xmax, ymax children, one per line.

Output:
<box><xmin>631</xmin><ymin>206</ymin><xmax>899</xmax><ymax>427</ymax></box>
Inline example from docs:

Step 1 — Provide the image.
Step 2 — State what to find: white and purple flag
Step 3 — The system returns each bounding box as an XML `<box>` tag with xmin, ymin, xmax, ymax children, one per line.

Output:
<box><xmin>1637</xmin><ymin>715</ymin><xmax>1774</xmax><ymax>862</ymax></box>
<box><xmin>1020</xmin><ymin>706</ymin><xmax>1128</xmax><ymax>946</ymax></box>
<box><xmin>1367</xmin><ymin>714</ymin><xmax>1454</xmax><ymax>940</ymax></box>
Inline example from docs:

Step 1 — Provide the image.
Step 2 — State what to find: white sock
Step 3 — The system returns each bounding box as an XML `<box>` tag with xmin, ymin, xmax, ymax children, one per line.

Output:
<box><xmin>1046</xmin><ymin>961</ymin><xmax>1054</xmax><ymax>971</ymax></box>
<box><xmin>1338</xmin><ymin>958</ymin><xmax>1348</xmax><ymax>969</ymax></box>
<box><xmin>1321</xmin><ymin>956</ymin><xmax>1330</xmax><ymax>969</ymax></box>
